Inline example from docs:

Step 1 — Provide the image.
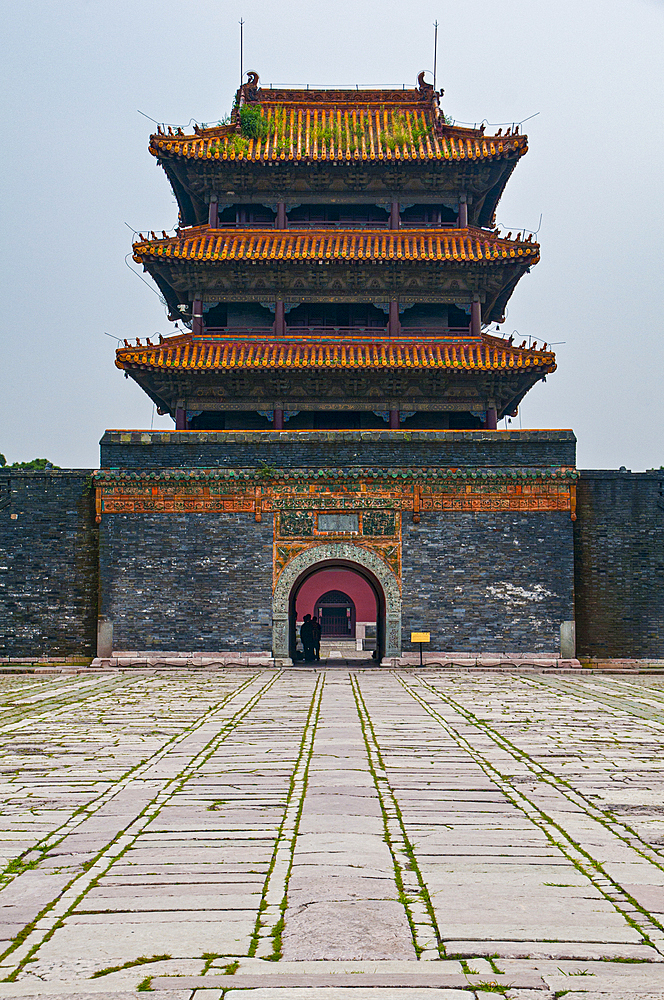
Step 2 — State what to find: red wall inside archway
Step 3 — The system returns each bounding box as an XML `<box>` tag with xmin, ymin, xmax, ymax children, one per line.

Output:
<box><xmin>296</xmin><ymin>569</ymin><xmax>377</xmax><ymax>621</ymax></box>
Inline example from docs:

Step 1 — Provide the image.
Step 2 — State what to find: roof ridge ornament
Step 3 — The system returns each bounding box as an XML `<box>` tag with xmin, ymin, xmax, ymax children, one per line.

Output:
<box><xmin>417</xmin><ymin>70</ymin><xmax>442</xmax><ymax>103</ymax></box>
<box><xmin>417</xmin><ymin>70</ymin><xmax>432</xmax><ymax>93</ymax></box>
<box><xmin>242</xmin><ymin>70</ymin><xmax>260</xmax><ymax>102</ymax></box>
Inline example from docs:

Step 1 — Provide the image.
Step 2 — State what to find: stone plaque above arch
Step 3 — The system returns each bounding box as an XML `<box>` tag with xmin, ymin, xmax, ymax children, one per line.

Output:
<box><xmin>272</xmin><ymin>542</ymin><xmax>402</xmax><ymax>660</ymax></box>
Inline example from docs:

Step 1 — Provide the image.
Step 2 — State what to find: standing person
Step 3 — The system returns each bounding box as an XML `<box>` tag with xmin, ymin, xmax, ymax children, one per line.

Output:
<box><xmin>312</xmin><ymin>615</ymin><xmax>322</xmax><ymax>661</ymax></box>
<box><xmin>300</xmin><ymin>614</ymin><xmax>314</xmax><ymax>662</ymax></box>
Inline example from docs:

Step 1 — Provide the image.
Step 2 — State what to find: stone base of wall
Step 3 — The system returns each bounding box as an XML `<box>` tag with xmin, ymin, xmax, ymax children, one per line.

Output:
<box><xmin>91</xmin><ymin>653</ymin><xmax>289</xmax><ymax>669</ymax></box>
<box><xmin>384</xmin><ymin>653</ymin><xmax>582</xmax><ymax>668</ymax></box>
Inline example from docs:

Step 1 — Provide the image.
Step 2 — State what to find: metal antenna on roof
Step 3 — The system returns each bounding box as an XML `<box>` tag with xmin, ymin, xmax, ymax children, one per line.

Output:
<box><xmin>239</xmin><ymin>18</ymin><xmax>245</xmax><ymax>89</ymax></box>
<box><xmin>433</xmin><ymin>20</ymin><xmax>439</xmax><ymax>91</ymax></box>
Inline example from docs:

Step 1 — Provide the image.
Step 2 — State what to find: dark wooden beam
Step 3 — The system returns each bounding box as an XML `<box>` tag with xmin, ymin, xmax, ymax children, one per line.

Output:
<box><xmin>192</xmin><ymin>298</ymin><xmax>203</xmax><ymax>336</ymax></box>
<box><xmin>388</xmin><ymin>300</ymin><xmax>400</xmax><ymax>336</ymax></box>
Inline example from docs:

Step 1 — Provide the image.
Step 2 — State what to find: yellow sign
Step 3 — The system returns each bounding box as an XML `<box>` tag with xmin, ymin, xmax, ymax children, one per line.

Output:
<box><xmin>411</xmin><ymin>632</ymin><xmax>430</xmax><ymax>643</ymax></box>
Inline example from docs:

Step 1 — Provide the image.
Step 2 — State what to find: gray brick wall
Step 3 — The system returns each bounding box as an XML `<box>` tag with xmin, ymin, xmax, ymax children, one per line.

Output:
<box><xmin>13</xmin><ymin>439</ymin><xmax>663</xmax><ymax>662</ymax></box>
<box><xmin>574</xmin><ymin>471</ymin><xmax>664</xmax><ymax>658</ymax></box>
<box><xmin>0</xmin><ymin>472</ymin><xmax>97</xmax><ymax>656</ymax></box>
<box><xmin>100</xmin><ymin>430</ymin><xmax>576</xmax><ymax>471</ymax></box>
<box><xmin>402</xmin><ymin>511</ymin><xmax>575</xmax><ymax>655</ymax></box>
<box><xmin>99</xmin><ymin>512</ymin><xmax>273</xmax><ymax>652</ymax></box>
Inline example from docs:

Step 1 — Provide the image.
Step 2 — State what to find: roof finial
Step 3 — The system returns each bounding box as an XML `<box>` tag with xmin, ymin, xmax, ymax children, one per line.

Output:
<box><xmin>239</xmin><ymin>18</ymin><xmax>244</xmax><ymax>90</ymax></box>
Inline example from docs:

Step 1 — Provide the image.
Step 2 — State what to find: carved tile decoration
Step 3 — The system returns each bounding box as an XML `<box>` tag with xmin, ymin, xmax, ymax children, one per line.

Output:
<box><xmin>273</xmin><ymin>533</ymin><xmax>401</xmax><ymax>586</ymax></box>
<box><xmin>363</xmin><ymin>510</ymin><xmax>397</xmax><ymax>536</ymax></box>
<box><xmin>279</xmin><ymin>511</ymin><xmax>314</xmax><ymax>536</ymax></box>
<box><xmin>272</xmin><ymin>506</ymin><xmax>402</xmax><ymax>583</ymax></box>
<box><xmin>94</xmin><ymin>468</ymin><xmax>576</xmax><ymax>524</ymax></box>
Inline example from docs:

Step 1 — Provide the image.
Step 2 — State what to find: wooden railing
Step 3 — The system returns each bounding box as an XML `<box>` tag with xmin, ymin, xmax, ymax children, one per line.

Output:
<box><xmin>211</xmin><ymin>221</ymin><xmax>460</xmax><ymax>230</ymax></box>
<box><xmin>201</xmin><ymin>326</ymin><xmax>472</xmax><ymax>338</ymax></box>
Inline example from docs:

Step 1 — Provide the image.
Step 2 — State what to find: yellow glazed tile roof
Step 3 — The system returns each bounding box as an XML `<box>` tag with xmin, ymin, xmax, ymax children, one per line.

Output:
<box><xmin>150</xmin><ymin>109</ymin><xmax>527</xmax><ymax>164</ymax></box>
<box><xmin>133</xmin><ymin>227</ymin><xmax>539</xmax><ymax>266</ymax></box>
<box><xmin>116</xmin><ymin>332</ymin><xmax>555</xmax><ymax>374</ymax></box>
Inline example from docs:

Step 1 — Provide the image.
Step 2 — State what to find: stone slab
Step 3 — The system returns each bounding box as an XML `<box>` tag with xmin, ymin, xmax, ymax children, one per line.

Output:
<box><xmin>152</xmin><ymin>971</ymin><xmax>546</xmax><ymax>988</ymax></box>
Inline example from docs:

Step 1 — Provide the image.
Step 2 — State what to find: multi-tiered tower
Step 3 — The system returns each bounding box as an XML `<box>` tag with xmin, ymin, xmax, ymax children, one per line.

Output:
<box><xmin>96</xmin><ymin>72</ymin><xmax>576</xmax><ymax>663</ymax></box>
<box><xmin>118</xmin><ymin>72</ymin><xmax>555</xmax><ymax>431</ymax></box>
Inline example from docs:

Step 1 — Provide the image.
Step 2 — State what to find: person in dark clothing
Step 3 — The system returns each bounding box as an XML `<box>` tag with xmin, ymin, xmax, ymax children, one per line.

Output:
<box><xmin>312</xmin><ymin>616</ymin><xmax>322</xmax><ymax>661</ymax></box>
<box><xmin>300</xmin><ymin>614</ymin><xmax>315</xmax><ymax>662</ymax></box>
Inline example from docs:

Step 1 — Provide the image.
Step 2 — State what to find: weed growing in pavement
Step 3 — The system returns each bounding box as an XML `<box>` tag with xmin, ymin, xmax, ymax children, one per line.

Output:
<box><xmin>268</xmin><ymin>911</ymin><xmax>285</xmax><ymax>960</ymax></box>
<box><xmin>457</xmin><ymin>958</ymin><xmax>479</xmax><ymax>975</ymax></box>
<box><xmin>248</xmin><ymin>675</ymin><xmax>324</xmax><ymax>961</ymax></box>
<box><xmin>472</xmin><ymin>983</ymin><xmax>509</xmax><ymax>995</ymax></box>
<box><xmin>223</xmin><ymin>960</ymin><xmax>240</xmax><ymax>974</ymax></box>
<box><xmin>91</xmin><ymin>955</ymin><xmax>171</xmax><ymax>978</ymax></box>
<box><xmin>350</xmin><ymin>674</ymin><xmax>442</xmax><ymax>959</ymax></box>
<box><xmin>136</xmin><ymin>975</ymin><xmax>153</xmax><ymax>991</ymax></box>
<box><xmin>487</xmin><ymin>953</ymin><xmax>504</xmax><ymax>975</ymax></box>
<box><xmin>201</xmin><ymin>953</ymin><xmax>222</xmax><ymax>974</ymax></box>
<box><xmin>3</xmin><ymin>857</ymin><xmax>38</xmax><ymax>878</ymax></box>
<box><xmin>2</xmin><ymin>674</ymin><xmax>280</xmax><ymax>982</ymax></box>
<box><xmin>0</xmin><ymin>854</ymin><xmax>41</xmax><ymax>893</ymax></box>
<box><xmin>600</xmin><ymin>955</ymin><xmax>649</xmax><ymax>963</ymax></box>
<box><xmin>2</xmin><ymin>915</ymin><xmax>40</xmax><ymax>962</ymax></box>
<box><xmin>395</xmin><ymin>673</ymin><xmax>664</xmax><ymax>953</ymax></box>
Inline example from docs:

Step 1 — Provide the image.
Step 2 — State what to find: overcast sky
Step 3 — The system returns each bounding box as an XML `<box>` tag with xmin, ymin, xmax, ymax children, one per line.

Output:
<box><xmin>1</xmin><ymin>0</ymin><xmax>662</xmax><ymax>470</ymax></box>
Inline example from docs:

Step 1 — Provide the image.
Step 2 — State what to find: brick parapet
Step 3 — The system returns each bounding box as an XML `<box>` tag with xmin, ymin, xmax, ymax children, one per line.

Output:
<box><xmin>100</xmin><ymin>429</ymin><xmax>577</xmax><ymax>471</ymax></box>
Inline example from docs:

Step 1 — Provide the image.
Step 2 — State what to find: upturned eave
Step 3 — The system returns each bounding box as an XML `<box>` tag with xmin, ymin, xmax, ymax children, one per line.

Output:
<box><xmin>132</xmin><ymin>225</ymin><xmax>539</xmax><ymax>267</ymax></box>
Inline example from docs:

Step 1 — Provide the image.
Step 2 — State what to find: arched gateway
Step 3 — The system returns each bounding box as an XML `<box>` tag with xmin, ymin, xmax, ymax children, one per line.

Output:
<box><xmin>272</xmin><ymin>543</ymin><xmax>402</xmax><ymax>661</ymax></box>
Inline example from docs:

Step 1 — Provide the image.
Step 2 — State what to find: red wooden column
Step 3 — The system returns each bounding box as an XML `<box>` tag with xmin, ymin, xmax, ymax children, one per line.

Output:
<box><xmin>470</xmin><ymin>297</ymin><xmax>481</xmax><ymax>337</ymax></box>
<box><xmin>276</xmin><ymin>202</ymin><xmax>287</xmax><ymax>229</ymax></box>
<box><xmin>175</xmin><ymin>408</ymin><xmax>187</xmax><ymax>430</ymax></box>
<box><xmin>389</xmin><ymin>202</ymin><xmax>400</xmax><ymax>230</ymax></box>
<box><xmin>274</xmin><ymin>299</ymin><xmax>285</xmax><ymax>336</ymax></box>
<box><xmin>389</xmin><ymin>409</ymin><xmax>400</xmax><ymax>429</ymax></box>
<box><xmin>273</xmin><ymin>409</ymin><xmax>284</xmax><ymax>430</ymax></box>
<box><xmin>192</xmin><ymin>297</ymin><xmax>203</xmax><ymax>336</ymax></box>
<box><xmin>486</xmin><ymin>407</ymin><xmax>498</xmax><ymax>430</ymax></box>
<box><xmin>458</xmin><ymin>194</ymin><xmax>468</xmax><ymax>228</ymax></box>
<box><xmin>208</xmin><ymin>196</ymin><xmax>218</xmax><ymax>228</ymax></box>
<box><xmin>388</xmin><ymin>300</ymin><xmax>400</xmax><ymax>336</ymax></box>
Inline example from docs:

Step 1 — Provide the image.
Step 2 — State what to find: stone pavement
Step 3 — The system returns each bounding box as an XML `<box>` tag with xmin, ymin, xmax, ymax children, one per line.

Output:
<box><xmin>1</xmin><ymin>668</ymin><xmax>664</xmax><ymax>998</ymax></box>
